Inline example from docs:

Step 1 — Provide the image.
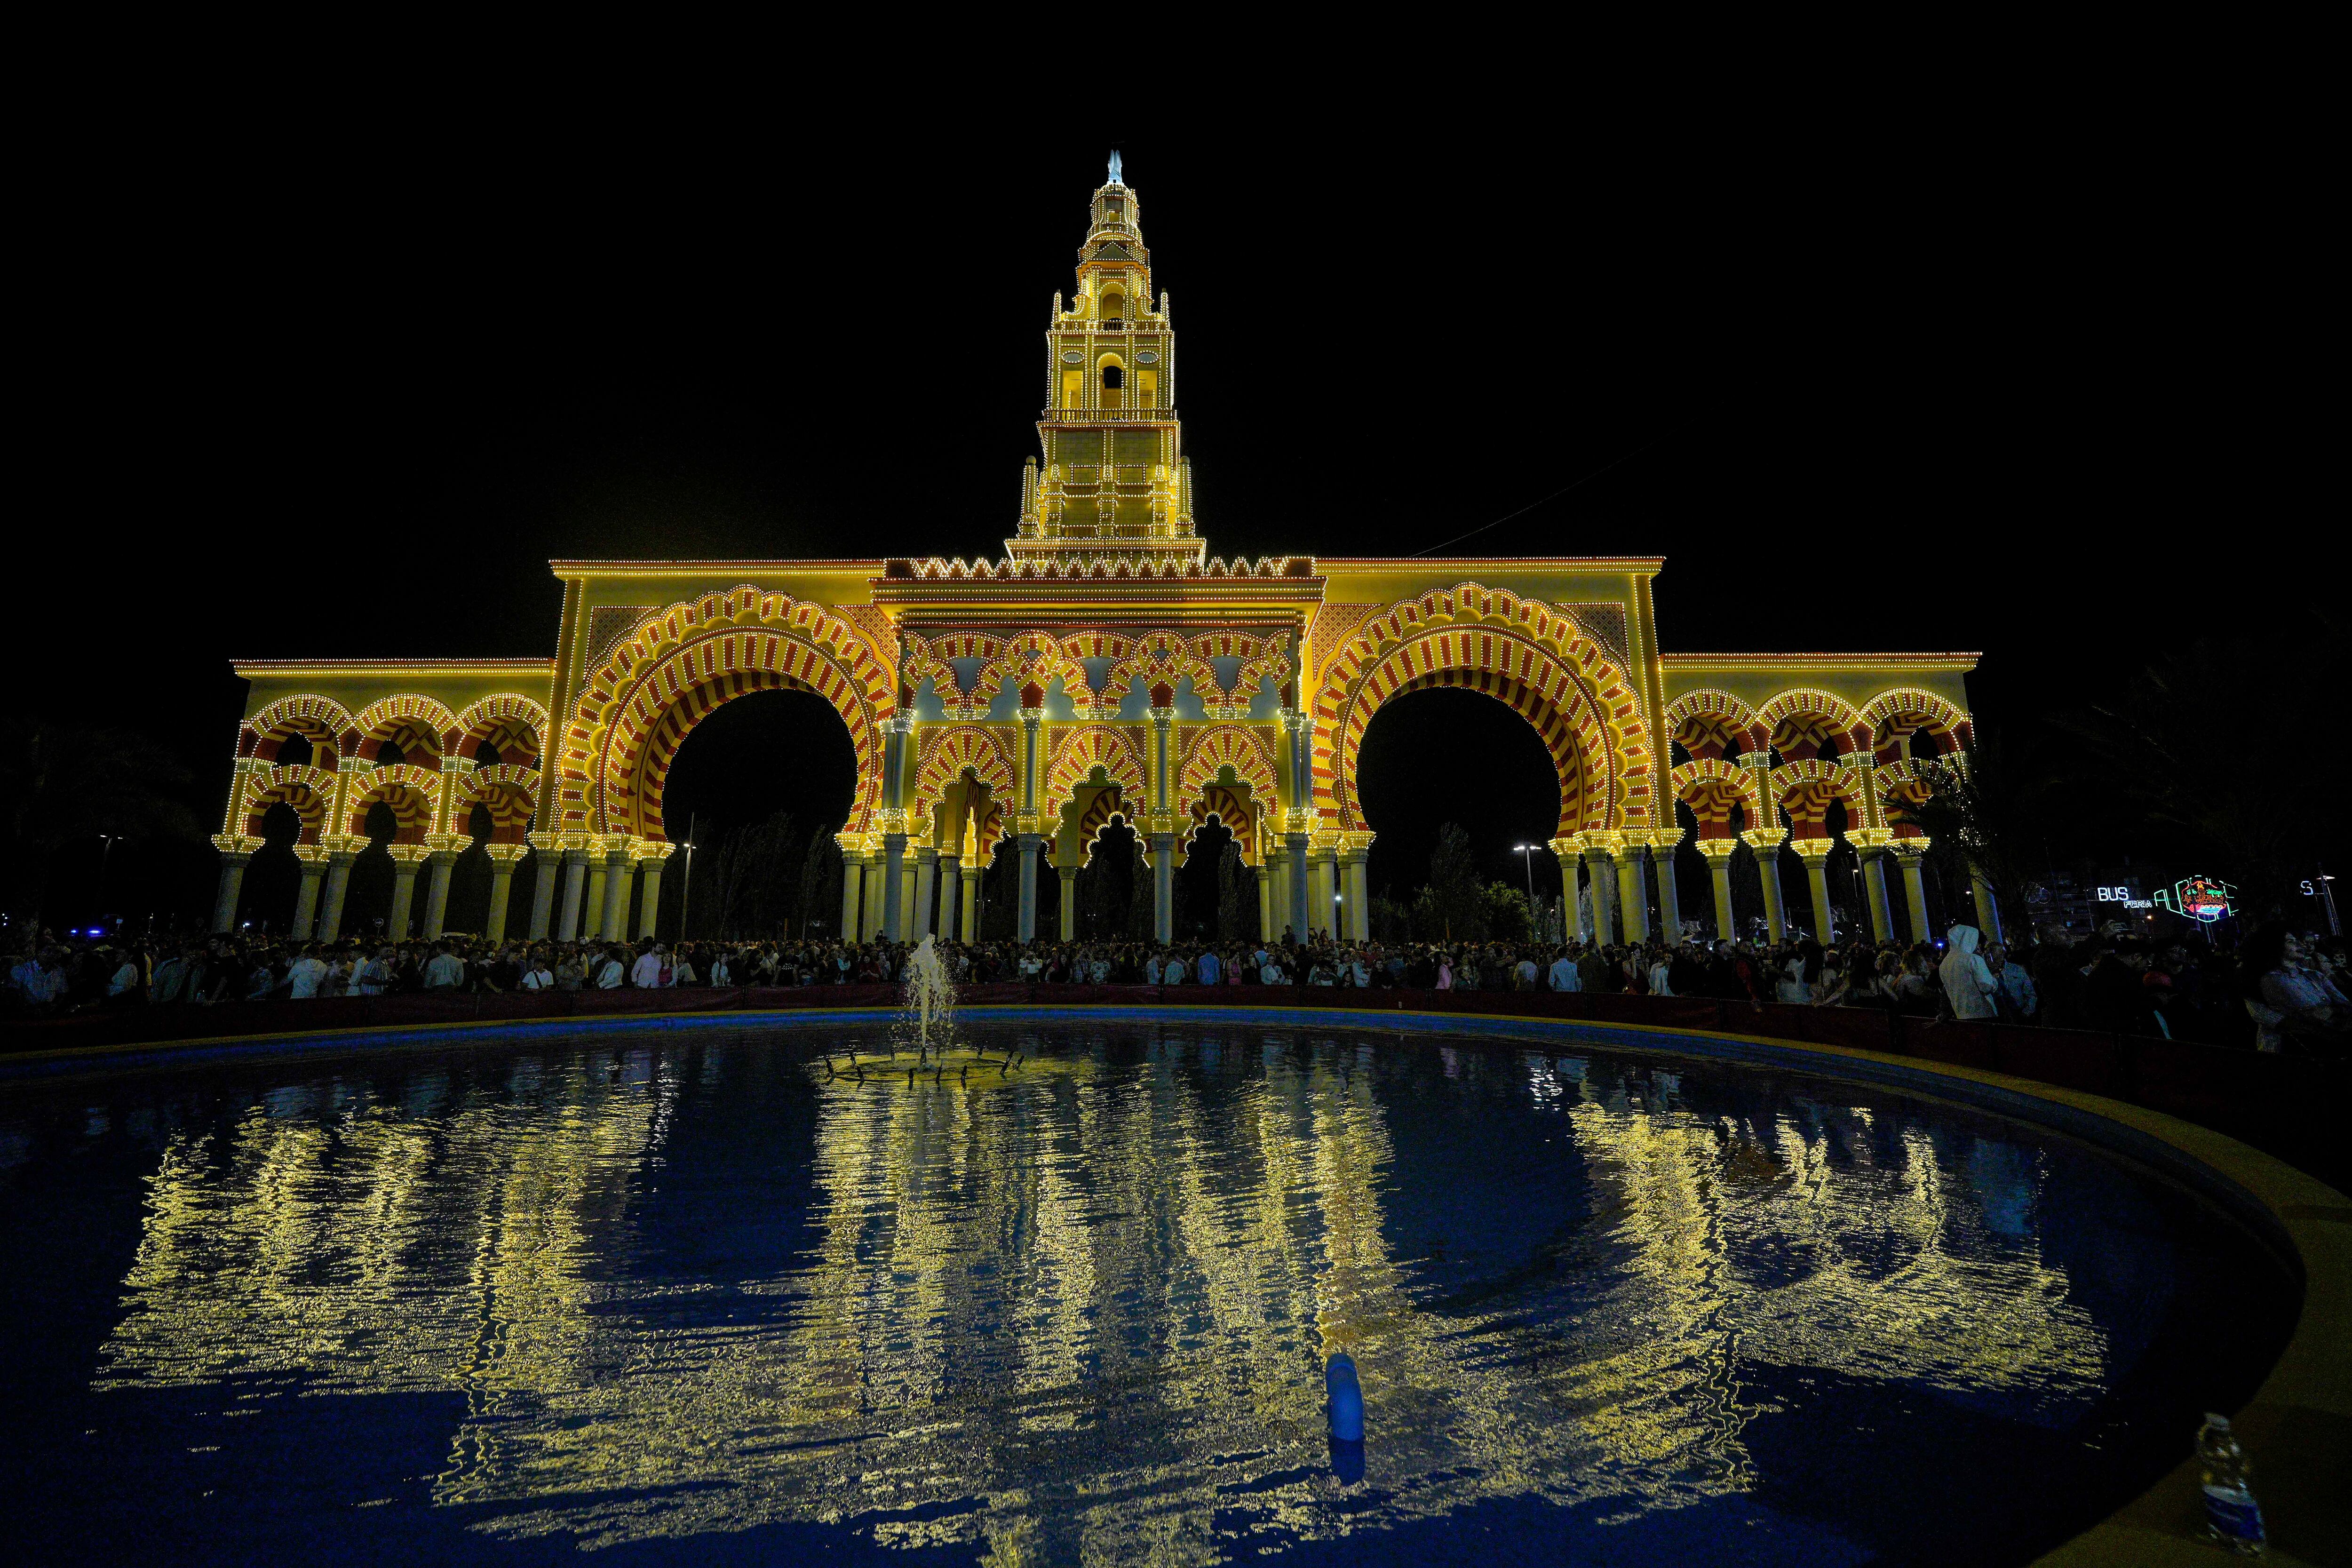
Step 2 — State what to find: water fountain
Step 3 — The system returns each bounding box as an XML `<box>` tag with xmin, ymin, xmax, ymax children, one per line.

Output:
<box><xmin>902</xmin><ymin>932</ymin><xmax>956</xmax><ymax>1052</ymax></box>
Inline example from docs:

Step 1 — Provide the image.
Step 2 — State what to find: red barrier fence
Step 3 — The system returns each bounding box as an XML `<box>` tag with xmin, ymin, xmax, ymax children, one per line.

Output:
<box><xmin>7</xmin><ymin>985</ymin><xmax>2343</xmax><ymax>1191</ymax></box>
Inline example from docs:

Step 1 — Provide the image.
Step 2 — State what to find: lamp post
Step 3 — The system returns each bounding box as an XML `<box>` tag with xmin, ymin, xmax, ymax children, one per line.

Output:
<box><xmin>1513</xmin><ymin>843</ymin><xmax>1539</xmax><ymax>937</ymax></box>
<box><xmin>675</xmin><ymin>813</ymin><xmax>699</xmax><ymax>942</ymax></box>
<box><xmin>97</xmin><ymin>834</ymin><xmax>122</xmax><ymax>923</ymax></box>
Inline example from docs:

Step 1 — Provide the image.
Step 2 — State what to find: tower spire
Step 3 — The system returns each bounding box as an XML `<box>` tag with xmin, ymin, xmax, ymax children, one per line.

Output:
<box><xmin>1007</xmin><ymin>167</ymin><xmax>1202</xmax><ymax>566</ymax></box>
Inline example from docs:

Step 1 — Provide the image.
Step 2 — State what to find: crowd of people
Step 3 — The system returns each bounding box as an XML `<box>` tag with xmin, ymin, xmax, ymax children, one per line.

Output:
<box><xmin>8</xmin><ymin>918</ymin><xmax>2349</xmax><ymax>1054</ymax></box>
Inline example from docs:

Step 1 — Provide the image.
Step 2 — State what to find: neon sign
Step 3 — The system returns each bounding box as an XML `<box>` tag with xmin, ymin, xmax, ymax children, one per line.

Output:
<box><xmin>2153</xmin><ymin>875</ymin><xmax>2235</xmax><ymax>923</ymax></box>
<box><xmin>2095</xmin><ymin>885</ymin><xmax>2153</xmax><ymax>910</ymax></box>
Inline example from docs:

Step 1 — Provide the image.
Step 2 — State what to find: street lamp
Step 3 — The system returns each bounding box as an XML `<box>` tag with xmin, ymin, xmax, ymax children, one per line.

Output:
<box><xmin>1512</xmin><ymin>844</ymin><xmax>1542</xmax><ymax>936</ymax></box>
<box><xmin>675</xmin><ymin>812</ymin><xmax>700</xmax><ymax>941</ymax></box>
<box><xmin>96</xmin><ymin>833</ymin><xmax>123</xmax><ymax>920</ymax></box>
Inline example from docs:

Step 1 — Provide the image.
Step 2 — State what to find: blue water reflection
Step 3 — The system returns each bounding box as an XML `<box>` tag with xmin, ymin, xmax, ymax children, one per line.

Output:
<box><xmin>0</xmin><ymin>1019</ymin><xmax>2296</xmax><ymax>1566</ymax></box>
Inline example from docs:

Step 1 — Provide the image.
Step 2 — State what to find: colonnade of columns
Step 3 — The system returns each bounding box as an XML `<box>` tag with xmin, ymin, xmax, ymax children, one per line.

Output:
<box><xmin>217</xmin><ymin>835</ymin><xmax>680</xmax><ymax>947</ymax></box>
<box><xmin>1550</xmin><ymin>828</ymin><xmax>1986</xmax><ymax>948</ymax></box>
<box><xmin>1256</xmin><ymin>832</ymin><xmax>1372</xmax><ymax>943</ymax></box>
<box><xmin>213</xmin><ymin>837</ymin><xmax>566</xmax><ymax>946</ymax></box>
<box><xmin>215</xmin><ymin>821</ymin><xmax>1987</xmax><ymax>952</ymax></box>
<box><xmin>512</xmin><ymin>837</ymin><xmax>676</xmax><ymax>946</ymax></box>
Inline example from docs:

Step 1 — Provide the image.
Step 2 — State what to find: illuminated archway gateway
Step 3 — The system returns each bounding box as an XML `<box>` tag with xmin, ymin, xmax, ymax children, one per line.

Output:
<box><xmin>215</xmin><ymin>164</ymin><xmax>1983</xmax><ymax>948</ymax></box>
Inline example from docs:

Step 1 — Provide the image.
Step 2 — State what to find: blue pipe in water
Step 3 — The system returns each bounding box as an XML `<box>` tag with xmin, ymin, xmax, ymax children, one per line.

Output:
<box><xmin>1325</xmin><ymin>1353</ymin><xmax>1364</xmax><ymax>1441</ymax></box>
<box><xmin>1326</xmin><ymin>1352</ymin><xmax>1366</xmax><ymax>1483</ymax></box>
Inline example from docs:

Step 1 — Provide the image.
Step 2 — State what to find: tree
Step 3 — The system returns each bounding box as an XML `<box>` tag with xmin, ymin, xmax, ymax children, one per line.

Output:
<box><xmin>689</xmin><ymin>808</ymin><xmax>803</xmax><ymax>939</ymax></box>
<box><xmin>2052</xmin><ymin>616</ymin><xmax>2349</xmax><ymax>917</ymax></box>
<box><xmin>1482</xmin><ymin>881</ymin><xmax>1533</xmax><ymax>940</ymax></box>
<box><xmin>1423</xmin><ymin>822</ymin><xmax>1486</xmax><ymax>941</ymax></box>
<box><xmin>0</xmin><ymin>720</ymin><xmax>202</xmax><ymax>926</ymax></box>
<box><xmin>1127</xmin><ymin>843</ymin><xmax>1155</xmax><ymax>938</ymax></box>
<box><xmin>797</xmin><ymin>822</ymin><xmax>840</xmax><ymax>939</ymax></box>
<box><xmin>1910</xmin><ymin>732</ymin><xmax>2054</xmax><ymax>937</ymax></box>
<box><xmin>1216</xmin><ymin>841</ymin><xmax>1252</xmax><ymax>939</ymax></box>
<box><xmin>981</xmin><ymin>846</ymin><xmax>1016</xmax><ymax>939</ymax></box>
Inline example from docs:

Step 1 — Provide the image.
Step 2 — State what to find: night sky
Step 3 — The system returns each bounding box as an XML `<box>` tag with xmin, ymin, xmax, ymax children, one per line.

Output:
<box><xmin>24</xmin><ymin>120</ymin><xmax>2330</xmax><ymax>927</ymax></box>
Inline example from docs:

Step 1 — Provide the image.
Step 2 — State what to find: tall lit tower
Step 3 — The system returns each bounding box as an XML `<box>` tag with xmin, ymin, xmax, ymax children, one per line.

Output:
<box><xmin>1007</xmin><ymin>154</ymin><xmax>1205</xmax><ymax>566</ymax></box>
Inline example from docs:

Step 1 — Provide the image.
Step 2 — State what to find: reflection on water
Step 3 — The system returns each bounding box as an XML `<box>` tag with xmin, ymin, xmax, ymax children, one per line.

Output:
<box><xmin>1</xmin><ymin>1022</ymin><xmax>2293</xmax><ymax>1564</ymax></box>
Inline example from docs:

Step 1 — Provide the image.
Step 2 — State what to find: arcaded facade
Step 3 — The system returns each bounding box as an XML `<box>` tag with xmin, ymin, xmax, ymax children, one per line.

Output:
<box><xmin>213</xmin><ymin>165</ymin><xmax>1984</xmax><ymax>950</ymax></box>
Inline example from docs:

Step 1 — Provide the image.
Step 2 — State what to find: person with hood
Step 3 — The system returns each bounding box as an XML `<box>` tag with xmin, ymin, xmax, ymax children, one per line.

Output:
<box><xmin>1938</xmin><ymin>925</ymin><xmax>2001</xmax><ymax>1020</ymax></box>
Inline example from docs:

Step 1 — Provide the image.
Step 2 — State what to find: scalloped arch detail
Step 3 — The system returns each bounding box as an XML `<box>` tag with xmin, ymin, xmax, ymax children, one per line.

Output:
<box><xmin>912</xmin><ymin>726</ymin><xmax>1017</xmax><ymax>819</ymax></box>
<box><xmin>1042</xmin><ymin>725</ymin><xmax>1146</xmax><ymax>819</ymax></box>
<box><xmin>1312</xmin><ymin>584</ymin><xmax>1654</xmax><ymax>836</ymax></box>
<box><xmin>558</xmin><ymin>585</ymin><xmax>892</xmax><ymax>839</ymax></box>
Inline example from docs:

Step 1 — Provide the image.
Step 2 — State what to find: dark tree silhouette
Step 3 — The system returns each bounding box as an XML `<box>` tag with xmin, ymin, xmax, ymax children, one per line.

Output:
<box><xmin>2053</xmin><ymin>616</ymin><xmax>2349</xmax><ymax>916</ymax></box>
<box><xmin>0</xmin><ymin>720</ymin><xmax>202</xmax><ymax>925</ymax></box>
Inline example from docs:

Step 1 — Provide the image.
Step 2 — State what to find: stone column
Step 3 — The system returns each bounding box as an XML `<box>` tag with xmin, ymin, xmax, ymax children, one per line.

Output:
<box><xmin>1017</xmin><ymin>834</ymin><xmax>1041</xmax><ymax>942</ymax></box>
<box><xmin>1308</xmin><ymin>844</ymin><xmax>1337</xmax><ymax>939</ymax></box>
<box><xmin>421</xmin><ymin>850</ymin><xmax>458</xmax><ymax>939</ymax></box>
<box><xmin>1256</xmin><ymin>856</ymin><xmax>1274</xmax><ymax>939</ymax></box>
<box><xmin>210</xmin><ymin>850</ymin><xmax>251</xmax><ymax>933</ymax></box>
<box><xmin>1015</xmin><ymin>701</ymin><xmax>1045</xmax><ymax>946</ymax></box>
<box><xmin>1583</xmin><ymin>847</ymin><xmax>1618</xmax><ymax>945</ymax></box>
<box><xmin>317</xmin><ymin>851</ymin><xmax>356</xmax><ymax>941</ymax></box>
<box><xmin>838</xmin><ymin>851</ymin><xmax>864</xmax><ymax>943</ymax></box>
<box><xmin>386</xmin><ymin>847</ymin><xmax>427</xmax><ymax>939</ymax></box>
<box><xmin>1861</xmin><ymin>851</ymin><xmax>1895</xmax><ymax>942</ymax></box>
<box><xmin>959</xmin><ymin>860</ymin><xmax>980</xmax><ymax>942</ymax></box>
<box><xmin>863</xmin><ymin>855</ymin><xmax>888</xmax><ymax>942</ymax></box>
<box><xmin>526</xmin><ymin>837</ymin><xmax>560</xmax><ymax>939</ymax></box>
<box><xmin>914</xmin><ymin>847</ymin><xmax>938</xmax><ymax>939</ymax></box>
<box><xmin>1614</xmin><ymin>841</ymin><xmax>1649</xmax><ymax>947</ymax></box>
<box><xmin>1970</xmin><ymin>867</ymin><xmax>2002</xmax><ymax>942</ymax></box>
<box><xmin>1742</xmin><ymin>830</ymin><xmax>1788</xmax><ymax>943</ymax></box>
<box><xmin>1549</xmin><ymin>839</ymin><xmax>1582</xmax><ymax>942</ymax></box>
<box><xmin>1700</xmin><ymin>840</ymin><xmax>1736</xmax><ymax>939</ymax></box>
<box><xmin>1343</xmin><ymin>845</ymin><xmax>1371</xmax><ymax>941</ymax></box>
<box><xmin>1790</xmin><ymin>838</ymin><xmax>1836</xmax><ymax>942</ymax></box>
<box><xmin>1561</xmin><ymin>847</ymin><xmax>1592</xmax><ymax>941</ymax></box>
<box><xmin>1893</xmin><ymin>843</ymin><xmax>1932</xmax><ymax>942</ymax></box>
<box><xmin>484</xmin><ymin>844</ymin><xmax>527</xmax><ymax>944</ymax></box>
<box><xmin>635</xmin><ymin>846</ymin><xmax>673</xmax><ymax>940</ymax></box>
<box><xmin>1286</xmin><ymin>832</ymin><xmax>1311</xmax><ymax>942</ymax></box>
<box><xmin>1152</xmin><ymin>833</ymin><xmax>1176</xmax><ymax>940</ymax></box>
<box><xmin>1059</xmin><ymin>861</ymin><xmax>1079</xmax><ymax>940</ymax></box>
<box><xmin>1653</xmin><ymin>835</ymin><xmax>1684</xmax><ymax>940</ymax></box>
<box><xmin>938</xmin><ymin>852</ymin><xmax>960</xmax><ymax>942</ymax></box>
<box><xmin>581</xmin><ymin>850</ymin><xmax>610</xmax><ymax>944</ymax></box>
<box><xmin>600</xmin><ymin>847</ymin><xmax>635</xmax><ymax>941</ymax></box>
<box><xmin>1264</xmin><ymin>844</ymin><xmax>1291</xmax><ymax>937</ymax></box>
<box><xmin>881</xmin><ymin>831</ymin><xmax>907</xmax><ymax>942</ymax></box>
<box><xmin>289</xmin><ymin>852</ymin><xmax>327</xmax><ymax>940</ymax></box>
<box><xmin>558</xmin><ymin>849</ymin><xmax>590</xmax><ymax>942</ymax></box>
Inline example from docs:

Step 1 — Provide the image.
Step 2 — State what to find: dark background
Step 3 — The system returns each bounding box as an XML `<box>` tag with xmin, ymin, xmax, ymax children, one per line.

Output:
<box><xmin>17</xmin><ymin>111</ymin><xmax>2336</xmax><ymax>931</ymax></box>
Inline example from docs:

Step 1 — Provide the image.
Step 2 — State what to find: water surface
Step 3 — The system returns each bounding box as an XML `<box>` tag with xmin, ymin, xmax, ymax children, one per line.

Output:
<box><xmin>0</xmin><ymin>1018</ymin><xmax>2296</xmax><ymax>1564</ymax></box>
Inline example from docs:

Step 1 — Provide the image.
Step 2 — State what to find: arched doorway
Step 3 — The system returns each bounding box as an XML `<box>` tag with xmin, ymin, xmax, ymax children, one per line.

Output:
<box><xmin>552</xmin><ymin>587</ymin><xmax>892</xmax><ymax>944</ymax></box>
<box><xmin>1313</xmin><ymin>589</ymin><xmax>1654</xmax><ymax>943</ymax></box>
<box><xmin>655</xmin><ymin>688</ymin><xmax>858</xmax><ymax>942</ymax></box>
<box><xmin>1356</xmin><ymin>687</ymin><xmax>1565</xmax><ymax>944</ymax></box>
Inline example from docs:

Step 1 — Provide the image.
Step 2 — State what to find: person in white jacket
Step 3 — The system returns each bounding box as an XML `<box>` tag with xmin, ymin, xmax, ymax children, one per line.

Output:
<box><xmin>1938</xmin><ymin>925</ymin><xmax>2000</xmax><ymax>1019</ymax></box>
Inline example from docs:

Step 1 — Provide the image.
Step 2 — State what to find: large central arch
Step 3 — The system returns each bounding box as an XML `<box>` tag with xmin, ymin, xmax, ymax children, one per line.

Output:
<box><xmin>557</xmin><ymin>586</ymin><xmax>894</xmax><ymax>842</ymax></box>
<box><xmin>1311</xmin><ymin>584</ymin><xmax>1656</xmax><ymax>837</ymax></box>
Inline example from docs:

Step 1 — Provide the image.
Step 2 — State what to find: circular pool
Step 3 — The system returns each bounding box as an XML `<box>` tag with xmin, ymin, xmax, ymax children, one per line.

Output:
<box><xmin>0</xmin><ymin>1012</ymin><xmax>2301</xmax><ymax>1565</ymax></box>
